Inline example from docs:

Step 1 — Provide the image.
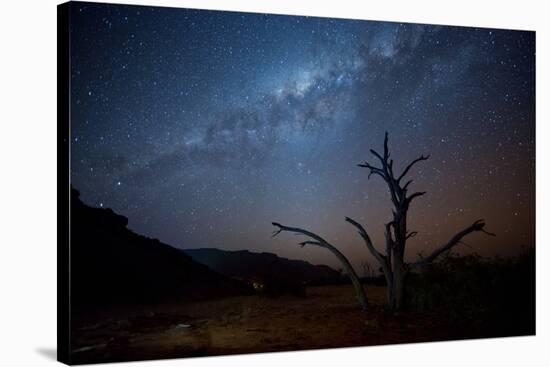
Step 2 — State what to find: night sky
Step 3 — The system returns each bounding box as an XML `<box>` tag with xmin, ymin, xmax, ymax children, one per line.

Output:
<box><xmin>70</xmin><ymin>2</ymin><xmax>535</xmax><ymax>270</ymax></box>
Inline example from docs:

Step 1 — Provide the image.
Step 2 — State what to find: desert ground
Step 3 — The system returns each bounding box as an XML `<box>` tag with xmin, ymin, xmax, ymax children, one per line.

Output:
<box><xmin>71</xmin><ymin>284</ymin><xmax>480</xmax><ymax>364</ymax></box>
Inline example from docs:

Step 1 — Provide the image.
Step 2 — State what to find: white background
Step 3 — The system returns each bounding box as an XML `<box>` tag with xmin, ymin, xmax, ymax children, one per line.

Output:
<box><xmin>0</xmin><ymin>0</ymin><xmax>547</xmax><ymax>366</ymax></box>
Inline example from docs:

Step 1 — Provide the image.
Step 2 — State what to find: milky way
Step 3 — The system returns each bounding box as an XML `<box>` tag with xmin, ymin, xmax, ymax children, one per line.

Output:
<box><xmin>70</xmin><ymin>2</ymin><xmax>535</xmax><ymax>270</ymax></box>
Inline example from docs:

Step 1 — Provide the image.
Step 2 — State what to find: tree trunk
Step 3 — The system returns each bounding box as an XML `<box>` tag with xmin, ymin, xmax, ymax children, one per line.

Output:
<box><xmin>391</xmin><ymin>269</ymin><xmax>406</xmax><ymax>311</ymax></box>
<box><xmin>386</xmin><ymin>277</ymin><xmax>394</xmax><ymax>308</ymax></box>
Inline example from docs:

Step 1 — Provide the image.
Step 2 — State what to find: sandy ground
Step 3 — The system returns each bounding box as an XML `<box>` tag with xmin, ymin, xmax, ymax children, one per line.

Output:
<box><xmin>70</xmin><ymin>285</ymin><xmax>463</xmax><ymax>364</ymax></box>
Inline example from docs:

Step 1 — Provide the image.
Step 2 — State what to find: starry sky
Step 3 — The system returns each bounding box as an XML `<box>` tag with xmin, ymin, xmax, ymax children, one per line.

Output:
<box><xmin>70</xmin><ymin>2</ymin><xmax>535</xmax><ymax>271</ymax></box>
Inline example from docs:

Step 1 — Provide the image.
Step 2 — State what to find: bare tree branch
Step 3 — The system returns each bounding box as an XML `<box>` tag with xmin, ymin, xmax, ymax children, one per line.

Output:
<box><xmin>383</xmin><ymin>131</ymin><xmax>390</xmax><ymax>160</ymax></box>
<box><xmin>272</xmin><ymin>222</ymin><xmax>369</xmax><ymax>309</ymax></box>
<box><xmin>358</xmin><ymin>133</ymin><xmax>404</xmax><ymax>208</ymax></box>
<box><xmin>272</xmin><ymin>222</ymin><xmax>328</xmax><ymax>245</ymax></box>
<box><xmin>402</xmin><ymin>179</ymin><xmax>413</xmax><ymax>191</ymax></box>
<box><xmin>299</xmin><ymin>240</ymin><xmax>322</xmax><ymax>247</ymax></box>
<box><xmin>357</xmin><ymin>162</ymin><xmax>385</xmax><ymax>180</ymax></box>
<box><xmin>398</xmin><ymin>154</ymin><xmax>430</xmax><ymax>182</ymax></box>
<box><xmin>357</xmin><ymin>161</ymin><xmax>381</xmax><ymax>170</ymax></box>
<box><xmin>388</xmin><ymin>159</ymin><xmax>395</xmax><ymax>177</ymax></box>
<box><xmin>406</xmin><ymin>231</ymin><xmax>418</xmax><ymax>239</ymax></box>
<box><xmin>406</xmin><ymin>191</ymin><xmax>426</xmax><ymax>206</ymax></box>
<box><xmin>345</xmin><ymin>217</ymin><xmax>386</xmax><ymax>264</ymax></box>
<box><xmin>369</xmin><ymin>149</ymin><xmax>386</xmax><ymax>167</ymax></box>
<box><xmin>408</xmin><ymin>219</ymin><xmax>495</xmax><ymax>269</ymax></box>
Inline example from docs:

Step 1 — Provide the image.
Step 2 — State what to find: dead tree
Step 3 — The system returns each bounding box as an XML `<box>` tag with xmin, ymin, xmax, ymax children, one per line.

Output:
<box><xmin>272</xmin><ymin>132</ymin><xmax>495</xmax><ymax>311</ymax></box>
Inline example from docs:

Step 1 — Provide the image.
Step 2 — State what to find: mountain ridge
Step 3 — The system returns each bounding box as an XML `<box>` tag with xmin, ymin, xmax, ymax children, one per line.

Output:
<box><xmin>182</xmin><ymin>247</ymin><xmax>343</xmax><ymax>286</ymax></box>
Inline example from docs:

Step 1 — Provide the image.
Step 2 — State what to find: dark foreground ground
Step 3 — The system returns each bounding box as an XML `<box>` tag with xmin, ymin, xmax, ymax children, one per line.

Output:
<box><xmin>71</xmin><ymin>284</ymin><xmax>531</xmax><ymax>364</ymax></box>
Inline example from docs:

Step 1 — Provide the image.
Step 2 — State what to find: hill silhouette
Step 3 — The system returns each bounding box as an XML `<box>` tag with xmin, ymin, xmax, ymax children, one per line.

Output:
<box><xmin>183</xmin><ymin>248</ymin><xmax>343</xmax><ymax>287</ymax></box>
<box><xmin>70</xmin><ymin>188</ymin><xmax>253</xmax><ymax>307</ymax></box>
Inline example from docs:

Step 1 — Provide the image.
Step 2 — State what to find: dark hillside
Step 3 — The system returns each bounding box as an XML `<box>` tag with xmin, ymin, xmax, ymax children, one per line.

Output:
<box><xmin>70</xmin><ymin>188</ymin><xmax>252</xmax><ymax>307</ymax></box>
